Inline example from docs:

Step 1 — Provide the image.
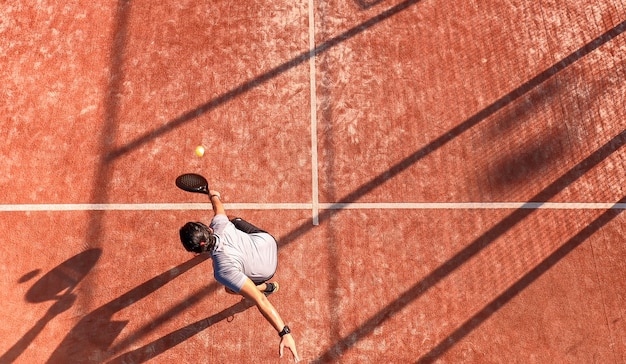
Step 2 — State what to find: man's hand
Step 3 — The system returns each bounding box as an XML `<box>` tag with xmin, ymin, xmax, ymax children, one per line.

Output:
<box><xmin>239</xmin><ymin>279</ymin><xmax>301</xmax><ymax>362</ymax></box>
<box><xmin>280</xmin><ymin>334</ymin><xmax>301</xmax><ymax>362</ymax></box>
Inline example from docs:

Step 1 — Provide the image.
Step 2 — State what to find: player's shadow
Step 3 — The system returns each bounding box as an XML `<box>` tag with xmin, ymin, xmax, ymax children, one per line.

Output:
<box><xmin>45</xmin><ymin>254</ymin><xmax>209</xmax><ymax>364</ymax></box>
<box><xmin>0</xmin><ymin>249</ymin><xmax>102</xmax><ymax>364</ymax></box>
<box><xmin>107</xmin><ymin>299</ymin><xmax>255</xmax><ymax>363</ymax></box>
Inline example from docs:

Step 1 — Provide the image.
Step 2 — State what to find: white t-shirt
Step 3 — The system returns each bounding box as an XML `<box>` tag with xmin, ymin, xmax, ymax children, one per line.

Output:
<box><xmin>210</xmin><ymin>214</ymin><xmax>278</xmax><ymax>292</ymax></box>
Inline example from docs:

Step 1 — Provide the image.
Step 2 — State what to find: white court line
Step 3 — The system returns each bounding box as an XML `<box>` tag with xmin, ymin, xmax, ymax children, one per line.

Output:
<box><xmin>308</xmin><ymin>0</ymin><xmax>319</xmax><ymax>225</ymax></box>
<box><xmin>2</xmin><ymin>202</ymin><xmax>626</xmax><ymax>212</ymax></box>
<box><xmin>0</xmin><ymin>203</ymin><xmax>308</xmax><ymax>212</ymax></box>
<box><xmin>320</xmin><ymin>202</ymin><xmax>626</xmax><ymax>209</ymax></box>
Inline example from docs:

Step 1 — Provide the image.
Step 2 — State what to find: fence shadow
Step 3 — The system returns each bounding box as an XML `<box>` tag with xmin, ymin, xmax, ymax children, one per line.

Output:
<box><xmin>51</xmin><ymin>3</ymin><xmax>625</xmax><ymax>363</ymax></box>
<box><xmin>416</xmin><ymin>196</ymin><xmax>626</xmax><ymax>363</ymax></box>
<box><xmin>308</xmin><ymin>13</ymin><xmax>626</xmax><ymax>357</ymax></box>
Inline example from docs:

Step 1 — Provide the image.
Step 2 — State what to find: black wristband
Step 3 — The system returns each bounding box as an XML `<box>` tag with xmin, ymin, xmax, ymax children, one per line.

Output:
<box><xmin>278</xmin><ymin>325</ymin><xmax>291</xmax><ymax>337</ymax></box>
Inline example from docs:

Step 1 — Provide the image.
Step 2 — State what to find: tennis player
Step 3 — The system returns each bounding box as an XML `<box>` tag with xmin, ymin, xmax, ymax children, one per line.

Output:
<box><xmin>179</xmin><ymin>190</ymin><xmax>300</xmax><ymax>362</ymax></box>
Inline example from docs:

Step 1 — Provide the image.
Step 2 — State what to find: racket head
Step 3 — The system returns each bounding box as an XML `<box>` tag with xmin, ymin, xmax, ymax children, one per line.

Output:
<box><xmin>176</xmin><ymin>173</ymin><xmax>209</xmax><ymax>194</ymax></box>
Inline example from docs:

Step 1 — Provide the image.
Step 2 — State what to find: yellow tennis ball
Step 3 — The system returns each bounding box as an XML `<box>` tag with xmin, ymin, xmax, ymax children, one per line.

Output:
<box><xmin>195</xmin><ymin>145</ymin><xmax>205</xmax><ymax>157</ymax></box>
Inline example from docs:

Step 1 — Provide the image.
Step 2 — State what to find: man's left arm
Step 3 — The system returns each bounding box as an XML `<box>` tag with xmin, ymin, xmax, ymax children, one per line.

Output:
<box><xmin>238</xmin><ymin>278</ymin><xmax>301</xmax><ymax>362</ymax></box>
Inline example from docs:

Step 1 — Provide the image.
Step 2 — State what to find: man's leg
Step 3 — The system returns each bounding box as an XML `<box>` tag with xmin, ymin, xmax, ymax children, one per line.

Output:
<box><xmin>227</xmin><ymin>282</ymin><xmax>278</xmax><ymax>295</ymax></box>
<box><xmin>230</xmin><ymin>217</ymin><xmax>267</xmax><ymax>234</ymax></box>
<box><xmin>226</xmin><ymin>285</ymin><xmax>265</xmax><ymax>295</ymax></box>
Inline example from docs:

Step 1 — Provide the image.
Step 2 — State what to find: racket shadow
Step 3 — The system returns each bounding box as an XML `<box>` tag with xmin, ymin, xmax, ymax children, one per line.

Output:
<box><xmin>107</xmin><ymin>299</ymin><xmax>255</xmax><ymax>364</ymax></box>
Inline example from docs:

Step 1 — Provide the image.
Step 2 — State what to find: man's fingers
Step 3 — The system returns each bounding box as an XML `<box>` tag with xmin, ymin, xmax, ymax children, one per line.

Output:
<box><xmin>286</xmin><ymin>343</ymin><xmax>300</xmax><ymax>362</ymax></box>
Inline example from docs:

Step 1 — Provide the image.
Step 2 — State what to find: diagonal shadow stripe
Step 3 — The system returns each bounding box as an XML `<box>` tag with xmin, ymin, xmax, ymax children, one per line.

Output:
<box><xmin>104</xmin><ymin>0</ymin><xmax>425</xmax><ymax>161</ymax></box>
<box><xmin>416</xmin><ymin>197</ymin><xmax>626</xmax><ymax>363</ymax></box>
<box><xmin>66</xmin><ymin>10</ymin><xmax>625</xmax><ymax>364</ymax></box>
<box><xmin>331</xmin><ymin>18</ymin><xmax>626</xmax><ymax>205</ymax></box>
<box><xmin>313</xmin><ymin>129</ymin><xmax>626</xmax><ymax>362</ymax></box>
<box><xmin>106</xmin><ymin>299</ymin><xmax>255</xmax><ymax>364</ymax></box>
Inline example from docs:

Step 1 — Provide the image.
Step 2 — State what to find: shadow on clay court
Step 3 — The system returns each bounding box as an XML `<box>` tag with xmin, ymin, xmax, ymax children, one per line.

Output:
<box><xmin>107</xmin><ymin>299</ymin><xmax>256</xmax><ymax>363</ymax></box>
<box><xmin>354</xmin><ymin>0</ymin><xmax>387</xmax><ymax>10</ymax></box>
<box><xmin>310</xmin><ymin>19</ymin><xmax>626</xmax><ymax>362</ymax></box>
<box><xmin>0</xmin><ymin>249</ymin><xmax>102</xmax><ymax>363</ymax></box>
<box><xmin>29</xmin><ymin>3</ymin><xmax>626</xmax><ymax>363</ymax></box>
<box><xmin>312</xmin><ymin>128</ymin><xmax>626</xmax><ymax>362</ymax></box>
<box><xmin>103</xmin><ymin>0</ymin><xmax>425</xmax><ymax>161</ymax></box>
<box><xmin>45</xmin><ymin>255</ymin><xmax>209</xmax><ymax>363</ymax></box>
<box><xmin>483</xmin><ymin>51</ymin><xmax>625</xmax><ymax>194</ymax></box>
<box><xmin>416</xmin><ymin>196</ymin><xmax>626</xmax><ymax>363</ymax></box>
<box><xmin>481</xmin><ymin>70</ymin><xmax>570</xmax><ymax>191</ymax></box>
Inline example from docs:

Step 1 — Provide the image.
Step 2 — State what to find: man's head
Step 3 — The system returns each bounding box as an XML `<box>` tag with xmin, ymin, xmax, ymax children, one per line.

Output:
<box><xmin>179</xmin><ymin>222</ymin><xmax>216</xmax><ymax>254</ymax></box>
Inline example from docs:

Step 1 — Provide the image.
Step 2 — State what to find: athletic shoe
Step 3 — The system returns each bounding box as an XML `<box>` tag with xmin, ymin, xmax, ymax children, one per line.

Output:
<box><xmin>264</xmin><ymin>282</ymin><xmax>279</xmax><ymax>295</ymax></box>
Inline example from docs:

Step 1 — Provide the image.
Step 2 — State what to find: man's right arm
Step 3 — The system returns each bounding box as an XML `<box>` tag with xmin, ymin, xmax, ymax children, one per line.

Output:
<box><xmin>209</xmin><ymin>190</ymin><xmax>225</xmax><ymax>216</ymax></box>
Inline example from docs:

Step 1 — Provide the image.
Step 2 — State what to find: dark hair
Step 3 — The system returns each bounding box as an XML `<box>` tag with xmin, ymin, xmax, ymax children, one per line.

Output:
<box><xmin>179</xmin><ymin>222</ymin><xmax>216</xmax><ymax>253</ymax></box>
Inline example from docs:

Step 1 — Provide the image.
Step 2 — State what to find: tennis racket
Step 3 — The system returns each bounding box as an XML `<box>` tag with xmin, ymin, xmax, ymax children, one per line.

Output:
<box><xmin>175</xmin><ymin>173</ymin><xmax>209</xmax><ymax>194</ymax></box>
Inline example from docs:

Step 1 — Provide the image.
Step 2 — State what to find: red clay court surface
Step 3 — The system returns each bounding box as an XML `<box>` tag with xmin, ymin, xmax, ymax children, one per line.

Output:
<box><xmin>2</xmin><ymin>1</ymin><xmax>626</xmax><ymax>363</ymax></box>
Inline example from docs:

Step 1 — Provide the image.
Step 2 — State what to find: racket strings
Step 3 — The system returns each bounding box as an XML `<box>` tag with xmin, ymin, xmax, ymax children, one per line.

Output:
<box><xmin>179</xmin><ymin>175</ymin><xmax>205</xmax><ymax>188</ymax></box>
<box><xmin>176</xmin><ymin>173</ymin><xmax>209</xmax><ymax>194</ymax></box>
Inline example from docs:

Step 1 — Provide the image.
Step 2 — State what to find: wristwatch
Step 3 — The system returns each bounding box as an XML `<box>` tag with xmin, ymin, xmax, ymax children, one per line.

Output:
<box><xmin>278</xmin><ymin>325</ymin><xmax>291</xmax><ymax>337</ymax></box>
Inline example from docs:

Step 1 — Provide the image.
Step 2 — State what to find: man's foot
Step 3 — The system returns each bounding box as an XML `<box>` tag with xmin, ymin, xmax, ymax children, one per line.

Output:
<box><xmin>263</xmin><ymin>282</ymin><xmax>279</xmax><ymax>295</ymax></box>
